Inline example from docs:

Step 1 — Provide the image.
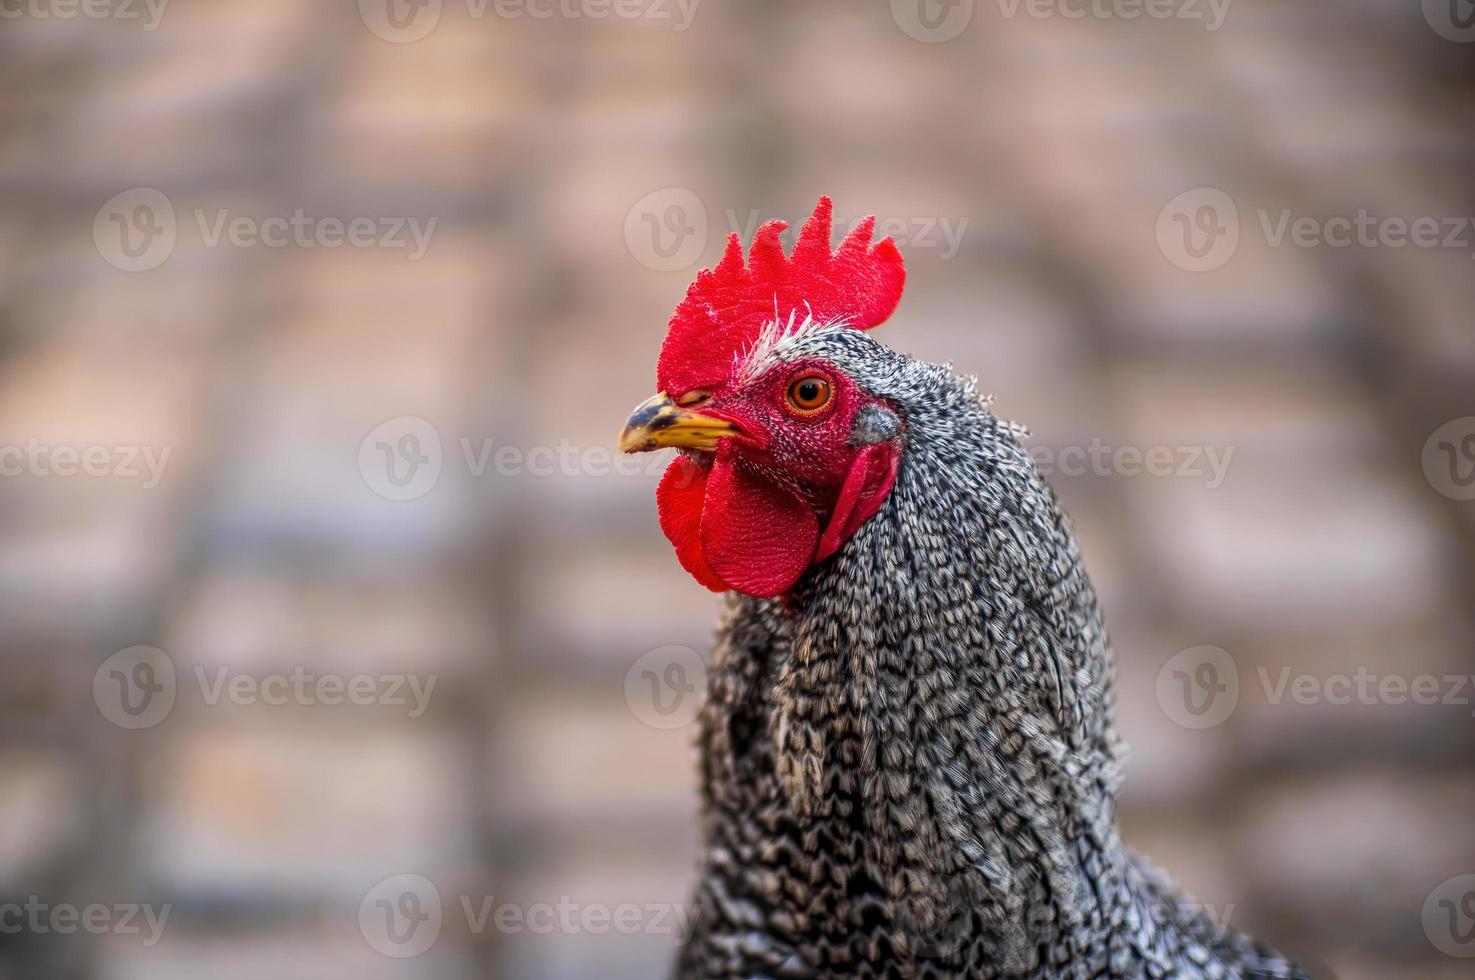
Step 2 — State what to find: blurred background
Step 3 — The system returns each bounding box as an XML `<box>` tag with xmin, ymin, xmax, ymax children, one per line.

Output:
<box><xmin>1</xmin><ymin>1</ymin><xmax>1473</xmax><ymax>978</ymax></box>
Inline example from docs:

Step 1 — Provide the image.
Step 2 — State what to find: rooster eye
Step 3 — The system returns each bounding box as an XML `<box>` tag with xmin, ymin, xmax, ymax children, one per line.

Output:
<box><xmin>786</xmin><ymin>374</ymin><xmax>832</xmax><ymax>413</ymax></box>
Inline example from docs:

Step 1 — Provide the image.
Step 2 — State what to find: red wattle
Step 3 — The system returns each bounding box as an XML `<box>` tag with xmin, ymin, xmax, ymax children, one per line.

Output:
<box><xmin>815</xmin><ymin>443</ymin><xmax>900</xmax><ymax>563</ymax></box>
<box><xmin>658</xmin><ymin>444</ymin><xmax>890</xmax><ymax>598</ymax></box>
<box><xmin>699</xmin><ymin>450</ymin><xmax>818</xmax><ymax>599</ymax></box>
<box><xmin>657</xmin><ymin>456</ymin><xmax>727</xmax><ymax>592</ymax></box>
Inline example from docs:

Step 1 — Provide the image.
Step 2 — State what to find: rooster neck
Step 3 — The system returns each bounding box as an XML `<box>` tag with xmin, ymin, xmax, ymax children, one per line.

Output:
<box><xmin>697</xmin><ymin>404</ymin><xmax>1135</xmax><ymax>971</ymax></box>
<box><xmin>680</xmin><ymin>320</ymin><xmax>1307</xmax><ymax>979</ymax></box>
<box><xmin>778</xmin><ymin>402</ymin><xmax>1126</xmax><ymax>822</ymax></box>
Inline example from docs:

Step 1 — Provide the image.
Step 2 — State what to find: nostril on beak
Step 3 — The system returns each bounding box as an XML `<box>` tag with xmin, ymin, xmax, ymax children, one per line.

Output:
<box><xmin>619</xmin><ymin>392</ymin><xmax>740</xmax><ymax>454</ymax></box>
<box><xmin>627</xmin><ymin>402</ymin><xmax>666</xmax><ymax>429</ymax></box>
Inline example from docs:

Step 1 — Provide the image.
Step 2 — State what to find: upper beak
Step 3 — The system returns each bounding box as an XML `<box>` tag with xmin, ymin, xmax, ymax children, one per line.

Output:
<box><xmin>618</xmin><ymin>392</ymin><xmax>740</xmax><ymax>454</ymax></box>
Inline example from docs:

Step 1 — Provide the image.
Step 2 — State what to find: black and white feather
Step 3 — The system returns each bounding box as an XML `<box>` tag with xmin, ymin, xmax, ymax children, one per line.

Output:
<box><xmin>676</xmin><ymin>325</ymin><xmax>1308</xmax><ymax>980</ymax></box>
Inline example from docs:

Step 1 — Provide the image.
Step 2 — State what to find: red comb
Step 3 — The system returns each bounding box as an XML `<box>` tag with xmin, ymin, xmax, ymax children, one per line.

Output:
<box><xmin>656</xmin><ymin>196</ymin><xmax>906</xmax><ymax>396</ymax></box>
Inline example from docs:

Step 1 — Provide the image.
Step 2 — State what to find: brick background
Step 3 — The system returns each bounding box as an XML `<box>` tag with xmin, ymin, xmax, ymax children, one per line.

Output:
<box><xmin>0</xmin><ymin>2</ymin><xmax>1472</xmax><ymax>978</ymax></box>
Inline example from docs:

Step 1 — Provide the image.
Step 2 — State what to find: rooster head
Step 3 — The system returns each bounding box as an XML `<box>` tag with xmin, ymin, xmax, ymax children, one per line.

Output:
<box><xmin>618</xmin><ymin>197</ymin><xmax>907</xmax><ymax>598</ymax></box>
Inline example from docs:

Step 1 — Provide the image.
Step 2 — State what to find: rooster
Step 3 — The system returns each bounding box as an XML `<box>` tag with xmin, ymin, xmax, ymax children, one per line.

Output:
<box><xmin>618</xmin><ymin>197</ymin><xmax>1308</xmax><ymax>979</ymax></box>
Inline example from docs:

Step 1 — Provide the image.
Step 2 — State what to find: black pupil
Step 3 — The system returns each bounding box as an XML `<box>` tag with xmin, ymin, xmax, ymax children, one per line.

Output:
<box><xmin>797</xmin><ymin>380</ymin><xmax>822</xmax><ymax>404</ymax></box>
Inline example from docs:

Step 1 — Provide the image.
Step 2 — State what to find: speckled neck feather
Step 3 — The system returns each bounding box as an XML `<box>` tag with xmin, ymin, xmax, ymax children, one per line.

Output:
<box><xmin>676</xmin><ymin>327</ymin><xmax>1306</xmax><ymax>979</ymax></box>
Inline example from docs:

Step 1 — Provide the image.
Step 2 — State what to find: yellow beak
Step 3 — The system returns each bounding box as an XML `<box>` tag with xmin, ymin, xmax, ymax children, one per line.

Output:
<box><xmin>618</xmin><ymin>392</ymin><xmax>740</xmax><ymax>454</ymax></box>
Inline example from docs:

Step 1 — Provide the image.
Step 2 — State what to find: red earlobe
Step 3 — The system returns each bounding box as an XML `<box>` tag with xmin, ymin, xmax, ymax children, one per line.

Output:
<box><xmin>814</xmin><ymin>443</ymin><xmax>900</xmax><ymax>563</ymax></box>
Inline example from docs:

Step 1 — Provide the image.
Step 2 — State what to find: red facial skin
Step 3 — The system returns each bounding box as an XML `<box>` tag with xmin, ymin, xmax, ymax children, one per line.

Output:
<box><xmin>656</xmin><ymin>359</ymin><xmax>901</xmax><ymax>599</ymax></box>
<box><xmin>703</xmin><ymin>359</ymin><xmax>874</xmax><ymax>496</ymax></box>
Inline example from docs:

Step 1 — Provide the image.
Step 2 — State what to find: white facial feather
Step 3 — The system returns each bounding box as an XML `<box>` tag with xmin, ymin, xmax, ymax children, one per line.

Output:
<box><xmin>732</xmin><ymin>308</ymin><xmax>852</xmax><ymax>385</ymax></box>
